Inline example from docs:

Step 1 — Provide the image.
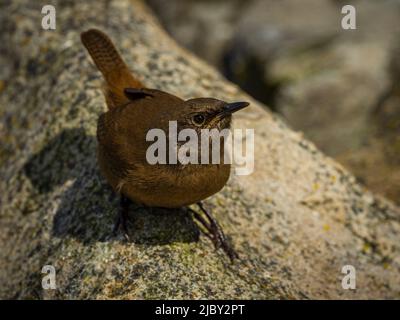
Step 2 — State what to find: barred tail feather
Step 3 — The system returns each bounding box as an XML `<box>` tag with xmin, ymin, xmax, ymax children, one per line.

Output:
<box><xmin>81</xmin><ymin>28</ymin><xmax>142</xmax><ymax>109</ymax></box>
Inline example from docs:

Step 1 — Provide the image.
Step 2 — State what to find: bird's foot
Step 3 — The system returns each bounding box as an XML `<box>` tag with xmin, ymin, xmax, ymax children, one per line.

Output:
<box><xmin>190</xmin><ymin>202</ymin><xmax>239</xmax><ymax>262</ymax></box>
<box><xmin>113</xmin><ymin>195</ymin><xmax>132</xmax><ymax>241</ymax></box>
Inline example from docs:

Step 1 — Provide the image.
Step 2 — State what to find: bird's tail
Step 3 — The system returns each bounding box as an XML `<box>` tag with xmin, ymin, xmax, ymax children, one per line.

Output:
<box><xmin>81</xmin><ymin>28</ymin><xmax>142</xmax><ymax>109</ymax></box>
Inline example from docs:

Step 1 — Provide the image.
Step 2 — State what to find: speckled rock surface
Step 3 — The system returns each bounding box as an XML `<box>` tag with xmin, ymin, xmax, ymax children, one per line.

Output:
<box><xmin>0</xmin><ymin>0</ymin><xmax>399</xmax><ymax>299</ymax></box>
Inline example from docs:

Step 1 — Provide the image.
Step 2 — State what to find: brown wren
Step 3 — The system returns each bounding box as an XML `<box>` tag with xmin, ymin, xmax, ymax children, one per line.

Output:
<box><xmin>81</xmin><ymin>29</ymin><xmax>249</xmax><ymax>261</ymax></box>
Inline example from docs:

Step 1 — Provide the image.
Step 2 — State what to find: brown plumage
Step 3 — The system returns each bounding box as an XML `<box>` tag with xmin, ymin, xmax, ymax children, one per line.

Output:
<box><xmin>81</xmin><ymin>29</ymin><xmax>142</xmax><ymax>108</ymax></box>
<box><xmin>81</xmin><ymin>28</ymin><xmax>249</xmax><ymax>260</ymax></box>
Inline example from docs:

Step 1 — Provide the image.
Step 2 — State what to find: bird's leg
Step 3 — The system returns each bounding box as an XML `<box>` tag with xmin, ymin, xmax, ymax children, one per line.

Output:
<box><xmin>197</xmin><ymin>202</ymin><xmax>239</xmax><ymax>261</ymax></box>
<box><xmin>112</xmin><ymin>194</ymin><xmax>131</xmax><ymax>241</ymax></box>
<box><xmin>188</xmin><ymin>207</ymin><xmax>218</xmax><ymax>244</ymax></box>
<box><xmin>193</xmin><ymin>202</ymin><xmax>239</xmax><ymax>261</ymax></box>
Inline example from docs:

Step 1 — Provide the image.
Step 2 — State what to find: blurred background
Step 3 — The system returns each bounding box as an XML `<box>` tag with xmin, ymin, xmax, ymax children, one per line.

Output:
<box><xmin>146</xmin><ymin>0</ymin><xmax>400</xmax><ymax>204</ymax></box>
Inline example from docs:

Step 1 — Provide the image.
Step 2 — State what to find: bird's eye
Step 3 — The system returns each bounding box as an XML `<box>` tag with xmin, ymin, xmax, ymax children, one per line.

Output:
<box><xmin>193</xmin><ymin>114</ymin><xmax>206</xmax><ymax>126</ymax></box>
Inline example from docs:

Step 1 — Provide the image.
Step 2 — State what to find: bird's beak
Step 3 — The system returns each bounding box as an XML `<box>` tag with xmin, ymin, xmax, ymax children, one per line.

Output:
<box><xmin>220</xmin><ymin>101</ymin><xmax>249</xmax><ymax>117</ymax></box>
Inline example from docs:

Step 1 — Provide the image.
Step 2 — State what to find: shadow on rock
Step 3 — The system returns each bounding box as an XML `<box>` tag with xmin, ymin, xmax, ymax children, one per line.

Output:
<box><xmin>23</xmin><ymin>127</ymin><xmax>199</xmax><ymax>245</ymax></box>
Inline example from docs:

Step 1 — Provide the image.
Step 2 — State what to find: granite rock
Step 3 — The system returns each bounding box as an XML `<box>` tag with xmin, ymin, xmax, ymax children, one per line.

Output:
<box><xmin>0</xmin><ymin>0</ymin><xmax>400</xmax><ymax>299</ymax></box>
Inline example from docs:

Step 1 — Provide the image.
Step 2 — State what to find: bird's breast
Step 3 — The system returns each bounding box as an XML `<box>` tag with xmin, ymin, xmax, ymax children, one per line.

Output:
<box><xmin>101</xmin><ymin>158</ymin><xmax>231</xmax><ymax>208</ymax></box>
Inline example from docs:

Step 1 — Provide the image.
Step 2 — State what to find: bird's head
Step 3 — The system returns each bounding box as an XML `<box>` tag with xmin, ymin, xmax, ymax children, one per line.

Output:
<box><xmin>122</xmin><ymin>88</ymin><xmax>249</xmax><ymax>134</ymax></box>
<box><xmin>180</xmin><ymin>97</ymin><xmax>249</xmax><ymax>132</ymax></box>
